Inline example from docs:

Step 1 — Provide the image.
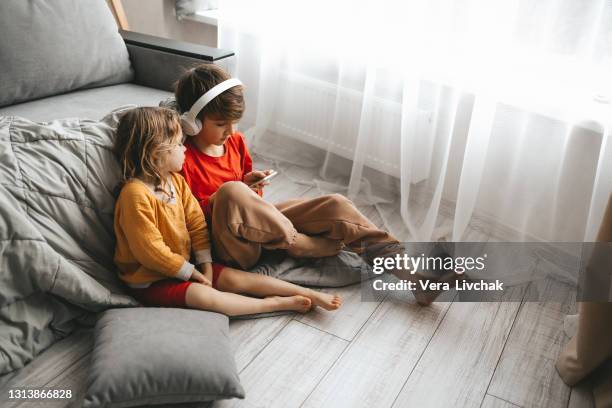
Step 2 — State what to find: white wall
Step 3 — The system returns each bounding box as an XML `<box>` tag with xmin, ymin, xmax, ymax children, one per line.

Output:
<box><xmin>119</xmin><ymin>0</ymin><xmax>217</xmax><ymax>47</ymax></box>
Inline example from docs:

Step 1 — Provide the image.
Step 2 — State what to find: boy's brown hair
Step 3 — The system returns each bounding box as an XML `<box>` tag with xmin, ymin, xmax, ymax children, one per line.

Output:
<box><xmin>113</xmin><ymin>107</ymin><xmax>182</xmax><ymax>189</ymax></box>
<box><xmin>174</xmin><ymin>63</ymin><xmax>244</xmax><ymax>121</ymax></box>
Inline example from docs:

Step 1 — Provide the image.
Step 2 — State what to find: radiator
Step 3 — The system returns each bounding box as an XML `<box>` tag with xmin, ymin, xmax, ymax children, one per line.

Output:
<box><xmin>271</xmin><ymin>71</ymin><xmax>434</xmax><ymax>183</ymax></box>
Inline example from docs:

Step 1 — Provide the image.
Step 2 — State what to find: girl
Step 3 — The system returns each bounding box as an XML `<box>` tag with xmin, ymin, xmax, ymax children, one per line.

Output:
<box><xmin>113</xmin><ymin>107</ymin><xmax>342</xmax><ymax>316</ymax></box>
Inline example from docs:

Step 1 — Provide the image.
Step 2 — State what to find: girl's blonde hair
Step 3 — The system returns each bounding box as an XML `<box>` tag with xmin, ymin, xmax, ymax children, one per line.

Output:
<box><xmin>113</xmin><ymin>107</ymin><xmax>182</xmax><ymax>189</ymax></box>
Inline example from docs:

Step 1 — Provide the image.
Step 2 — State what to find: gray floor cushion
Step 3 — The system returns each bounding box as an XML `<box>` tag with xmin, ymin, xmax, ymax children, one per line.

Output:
<box><xmin>83</xmin><ymin>308</ymin><xmax>244</xmax><ymax>408</ymax></box>
<box><xmin>250</xmin><ymin>249</ymin><xmax>371</xmax><ymax>287</ymax></box>
<box><xmin>229</xmin><ymin>250</ymin><xmax>373</xmax><ymax>320</ymax></box>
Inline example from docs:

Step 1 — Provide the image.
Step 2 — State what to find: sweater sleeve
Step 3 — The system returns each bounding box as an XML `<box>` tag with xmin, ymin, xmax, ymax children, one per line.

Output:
<box><xmin>176</xmin><ymin>174</ymin><xmax>212</xmax><ymax>264</ymax></box>
<box><xmin>117</xmin><ymin>188</ymin><xmax>194</xmax><ymax>280</ymax></box>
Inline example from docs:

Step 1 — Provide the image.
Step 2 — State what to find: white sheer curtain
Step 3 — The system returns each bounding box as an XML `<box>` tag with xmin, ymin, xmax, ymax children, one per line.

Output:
<box><xmin>218</xmin><ymin>0</ymin><xmax>612</xmax><ymax>243</ymax></box>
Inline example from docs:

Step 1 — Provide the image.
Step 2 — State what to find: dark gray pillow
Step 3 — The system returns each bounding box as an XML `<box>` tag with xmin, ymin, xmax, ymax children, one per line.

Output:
<box><xmin>249</xmin><ymin>250</ymin><xmax>372</xmax><ymax>287</ymax></box>
<box><xmin>83</xmin><ymin>308</ymin><xmax>244</xmax><ymax>408</ymax></box>
<box><xmin>0</xmin><ymin>0</ymin><xmax>134</xmax><ymax>107</ymax></box>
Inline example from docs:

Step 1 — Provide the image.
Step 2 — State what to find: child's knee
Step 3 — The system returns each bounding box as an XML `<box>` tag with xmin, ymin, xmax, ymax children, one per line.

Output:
<box><xmin>323</xmin><ymin>193</ymin><xmax>355</xmax><ymax>217</ymax></box>
<box><xmin>185</xmin><ymin>283</ymin><xmax>218</xmax><ymax>309</ymax></box>
<box><xmin>215</xmin><ymin>266</ymin><xmax>242</xmax><ymax>290</ymax></box>
<box><xmin>216</xmin><ymin>181</ymin><xmax>252</xmax><ymax>201</ymax></box>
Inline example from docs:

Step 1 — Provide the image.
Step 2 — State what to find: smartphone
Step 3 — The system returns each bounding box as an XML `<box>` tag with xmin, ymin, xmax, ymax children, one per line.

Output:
<box><xmin>249</xmin><ymin>170</ymin><xmax>278</xmax><ymax>187</ymax></box>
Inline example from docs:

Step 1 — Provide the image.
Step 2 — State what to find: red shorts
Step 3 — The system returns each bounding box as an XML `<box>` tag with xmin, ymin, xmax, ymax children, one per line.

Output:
<box><xmin>129</xmin><ymin>263</ymin><xmax>225</xmax><ymax>308</ymax></box>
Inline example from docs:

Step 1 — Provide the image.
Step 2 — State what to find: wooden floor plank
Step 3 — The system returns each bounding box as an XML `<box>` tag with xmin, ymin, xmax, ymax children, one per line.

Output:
<box><xmin>252</xmin><ymin>147</ymin><xmax>320</xmax><ymax>205</ymax></box>
<box><xmin>13</xmin><ymin>351</ymin><xmax>93</xmax><ymax>408</ymax></box>
<box><xmin>481</xmin><ymin>394</ymin><xmax>521</xmax><ymax>408</ymax></box>
<box><xmin>461</xmin><ymin>225</ymin><xmax>491</xmax><ymax>242</ymax></box>
<box><xmin>372</xmin><ymin>203</ymin><xmax>413</xmax><ymax>242</ymax></box>
<box><xmin>290</xmin><ymin>179</ymin><xmax>388</xmax><ymax>341</ymax></box>
<box><xmin>260</xmin><ymin>171</ymin><xmax>313</xmax><ymax>203</ymax></box>
<box><xmin>2</xmin><ymin>331</ymin><xmax>94</xmax><ymax>408</ymax></box>
<box><xmin>295</xmin><ymin>283</ymin><xmax>382</xmax><ymax>341</ymax></box>
<box><xmin>229</xmin><ymin>315</ymin><xmax>293</xmax><ymax>372</ymax></box>
<box><xmin>279</xmin><ymin>162</ymin><xmax>321</xmax><ymax>183</ymax></box>
<box><xmin>302</xmin><ymin>298</ymin><xmax>451</xmax><ymax>408</ymax></box>
<box><xmin>0</xmin><ymin>329</ymin><xmax>93</xmax><ymax>397</ymax></box>
<box><xmin>392</xmin><ymin>286</ymin><xmax>524</xmax><ymax>408</ymax></box>
<box><xmin>374</xmin><ymin>197</ymin><xmax>456</xmax><ymax>242</ymax></box>
<box><xmin>357</xmin><ymin>204</ymin><xmax>386</xmax><ymax>230</ymax></box>
<box><xmin>487</xmin><ymin>272</ymin><xmax>576</xmax><ymax>408</ymax></box>
<box><xmin>213</xmin><ymin>321</ymin><xmax>347</xmax><ymax>408</ymax></box>
<box><xmin>251</xmin><ymin>133</ymin><xmax>325</xmax><ymax>170</ymax></box>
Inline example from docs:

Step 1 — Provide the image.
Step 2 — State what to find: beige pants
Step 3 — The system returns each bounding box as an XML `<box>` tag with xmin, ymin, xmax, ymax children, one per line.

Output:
<box><xmin>208</xmin><ymin>181</ymin><xmax>398</xmax><ymax>270</ymax></box>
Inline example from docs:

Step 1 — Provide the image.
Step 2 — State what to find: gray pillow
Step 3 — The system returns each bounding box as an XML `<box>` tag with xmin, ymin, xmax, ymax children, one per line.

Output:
<box><xmin>249</xmin><ymin>250</ymin><xmax>372</xmax><ymax>287</ymax></box>
<box><xmin>0</xmin><ymin>0</ymin><xmax>134</xmax><ymax>107</ymax></box>
<box><xmin>224</xmin><ymin>251</ymin><xmax>373</xmax><ymax>320</ymax></box>
<box><xmin>83</xmin><ymin>308</ymin><xmax>244</xmax><ymax>408</ymax></box>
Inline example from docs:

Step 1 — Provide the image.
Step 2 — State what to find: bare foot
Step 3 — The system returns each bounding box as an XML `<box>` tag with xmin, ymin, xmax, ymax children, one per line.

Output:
<box><xmin>287</xmin><ymin>233</ymin><xmax>344</xmax><ymax>258</ymax></box>
<box><xmin>308</xmin><ymin>290</ymin><xmax>342</xmax><ymax>311</ymax></box>
<box><xmin>266</xmin><ymin>295</ymin><xmax>312</xmax><ymax>313</ymax></box>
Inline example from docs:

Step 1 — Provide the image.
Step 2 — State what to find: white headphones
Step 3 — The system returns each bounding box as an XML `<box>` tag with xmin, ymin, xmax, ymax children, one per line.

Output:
<box><xmin>180</xmin><ymin>78</ymin><xmax>244</xmax><ymax>136</ymax></box>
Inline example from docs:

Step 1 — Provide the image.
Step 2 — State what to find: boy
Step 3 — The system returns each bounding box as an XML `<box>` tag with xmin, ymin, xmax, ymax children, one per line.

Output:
<box><xmin>177</xmin><ymin>64</ymin><xmax>400</xmax><ymax>272</ymax></box>
<box><xmin>171</xmin><ymin>64</ymin><xmax>483</xmax><ymax>307</ymax></box>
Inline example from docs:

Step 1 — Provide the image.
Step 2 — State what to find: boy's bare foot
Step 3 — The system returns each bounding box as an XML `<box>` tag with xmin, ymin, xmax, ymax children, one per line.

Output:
<box><xmin>308</xmin><ymin>290</ymin><xmax>342</xmax><ymax>310</ymax></box>
<box><xmin>266</xmin><ymin>295</ymin><xmax>312</xmax><ymax>313</ymax></box>
<box><xmin>287</xmin><ymin>233</ymin><xmax>344</xmax><ymax>258</ymax></box>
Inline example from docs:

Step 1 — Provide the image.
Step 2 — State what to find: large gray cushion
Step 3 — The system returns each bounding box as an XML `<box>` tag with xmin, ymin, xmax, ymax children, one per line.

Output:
<box><xmin>0</xmin><ymin>107</ymin><xmax>143</xmax><ymax>376</ymax></box>
<box><xmin>83</xmin><ymin>308</ymin><xmax>244</xmax><ymax>408</ymax></box>
<box><xmin>0</xmin><ymin>0</ymin><xmax>134</xmax><ymax>108</ymax></box>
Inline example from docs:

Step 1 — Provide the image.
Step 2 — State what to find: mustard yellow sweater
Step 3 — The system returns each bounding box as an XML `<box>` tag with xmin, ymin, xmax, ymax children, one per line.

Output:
<box><xmin>113</xmin><ymin>173</ymin><xmax>212</xmax><ymax>288</ymax></box>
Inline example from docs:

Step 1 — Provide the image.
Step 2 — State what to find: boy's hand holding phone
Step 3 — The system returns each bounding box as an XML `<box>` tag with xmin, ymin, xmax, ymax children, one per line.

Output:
<box><xmin>244</xmin><ymin>169</ymin><xmax>277</xmax><ymax>191</ymax></box>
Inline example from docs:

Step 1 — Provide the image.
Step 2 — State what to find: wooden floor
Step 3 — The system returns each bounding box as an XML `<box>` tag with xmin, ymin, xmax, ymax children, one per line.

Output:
<box><xmin>0</xmin><ymin>150</ymin><xmax>594</xmax><ymax>408</ymax></box>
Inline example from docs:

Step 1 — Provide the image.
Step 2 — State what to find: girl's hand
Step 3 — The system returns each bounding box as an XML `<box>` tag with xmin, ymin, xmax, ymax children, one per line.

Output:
<box><xmin>200</xmin><ymin>262</ymin><xmax>214</xmax><ymax>282</ymax></box>
<box><xmin>191</xmin><ymin>266</ymin><xmax>212</xmax><ymax>286</ymax></box>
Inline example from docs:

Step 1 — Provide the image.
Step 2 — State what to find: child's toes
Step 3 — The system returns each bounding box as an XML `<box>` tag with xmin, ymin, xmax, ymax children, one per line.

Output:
<box><xmin>297</xmin><ymin>296</ymin><xmax>312</xmax><ymax>313</ymax></box>
<box><xmin>329</xmin><ymin>295</ymin><xmax>342</xmax><ymax>309</ymax></box>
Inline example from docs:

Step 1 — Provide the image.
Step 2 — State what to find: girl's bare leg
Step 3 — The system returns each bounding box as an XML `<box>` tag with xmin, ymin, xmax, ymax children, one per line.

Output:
<box><xmin>185</xmin><ymin>283</ymin><xmax>311</xmax><ymax>316</ymax></box>
<box><xmin>216</xmin><ymin>267</ymin><xmax>342</xmax><ymax>311</ymax></box>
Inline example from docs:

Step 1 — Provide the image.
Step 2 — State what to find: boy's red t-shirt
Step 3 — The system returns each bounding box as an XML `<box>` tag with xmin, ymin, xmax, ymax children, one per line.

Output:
<box><xmin>181</xmin><ymin>132</ymin><xmax>256</xmax><ymax>217</ymax></box>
